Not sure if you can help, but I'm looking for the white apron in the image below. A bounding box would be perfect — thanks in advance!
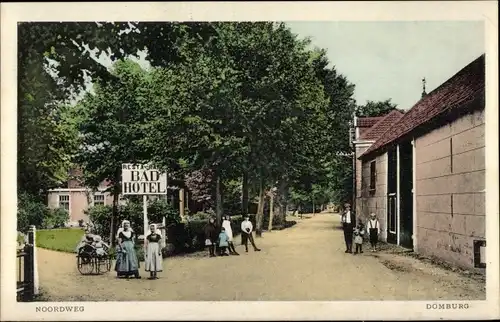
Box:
[221,220,234,242]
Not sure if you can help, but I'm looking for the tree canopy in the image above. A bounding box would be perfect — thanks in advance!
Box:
[18,21,393,236]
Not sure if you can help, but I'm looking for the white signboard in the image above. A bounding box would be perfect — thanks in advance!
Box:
[121,163,168,195]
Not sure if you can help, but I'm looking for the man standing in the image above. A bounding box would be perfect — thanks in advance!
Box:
[240,215,261,252]
[341,203,356,253]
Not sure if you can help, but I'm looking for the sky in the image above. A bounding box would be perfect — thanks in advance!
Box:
[77,21,484,110]
[286,21,484,109]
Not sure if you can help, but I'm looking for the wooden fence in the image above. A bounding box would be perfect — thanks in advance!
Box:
[17,225,37,302]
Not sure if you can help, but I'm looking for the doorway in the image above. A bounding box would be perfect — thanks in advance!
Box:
[399,141,414,249]
[386,145,397,244]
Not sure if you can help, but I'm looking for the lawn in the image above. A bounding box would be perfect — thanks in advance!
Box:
[36,228,85,253]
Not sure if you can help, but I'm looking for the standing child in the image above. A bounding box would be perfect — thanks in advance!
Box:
[367,213,380,252]
[204,217,217,257]
[218,227,230,256]
[353,223,365,254]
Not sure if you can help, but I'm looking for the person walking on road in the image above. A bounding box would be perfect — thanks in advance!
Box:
[145,223,163,279]
[204,217,218,257]
[341,203,356,253]
[115,220,141,279]
[222,215,239,255]
[241,215,261,253]
[366,213,380,252]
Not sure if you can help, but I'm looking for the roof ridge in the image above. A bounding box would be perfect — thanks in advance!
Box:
[359,54,485,159]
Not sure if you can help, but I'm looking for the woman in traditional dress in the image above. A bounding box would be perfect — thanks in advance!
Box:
[145,223,163,279]
[222,215,239,255]
[115,220,141,279]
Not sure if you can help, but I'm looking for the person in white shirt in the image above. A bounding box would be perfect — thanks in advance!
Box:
[240,215,261,252]
[366,213,380,252]
[222,215,239,255]
[341,203,356,253]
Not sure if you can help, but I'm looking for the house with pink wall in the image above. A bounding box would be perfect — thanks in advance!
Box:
[357,54,486,270]
[47,168,115,227]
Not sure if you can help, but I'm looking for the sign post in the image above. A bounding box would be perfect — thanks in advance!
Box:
[122,163,168,251]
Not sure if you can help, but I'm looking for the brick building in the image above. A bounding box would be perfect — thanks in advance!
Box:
[356,54,485,270]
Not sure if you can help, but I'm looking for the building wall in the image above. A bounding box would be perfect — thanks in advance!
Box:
[415,108,485,269]
[355,144,371,200]
[357,152,388,241]
[47,189,113,227]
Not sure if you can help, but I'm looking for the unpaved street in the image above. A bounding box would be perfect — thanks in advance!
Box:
[37,213,485,301]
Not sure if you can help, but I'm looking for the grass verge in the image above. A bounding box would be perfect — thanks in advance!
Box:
[36,228,85,253]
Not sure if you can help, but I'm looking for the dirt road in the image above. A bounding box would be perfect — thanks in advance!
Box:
[36,213,485,301]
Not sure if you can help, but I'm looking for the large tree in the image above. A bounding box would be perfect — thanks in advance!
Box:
[75,59,154,243]
[356,99,398,117]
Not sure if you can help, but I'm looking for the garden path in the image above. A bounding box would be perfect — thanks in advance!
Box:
[36,213,484,301]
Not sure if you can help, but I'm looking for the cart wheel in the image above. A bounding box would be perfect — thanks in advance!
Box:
[77,255,95,275]
[96,256,111,274]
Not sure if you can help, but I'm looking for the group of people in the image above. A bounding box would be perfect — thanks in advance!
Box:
[78,215,263,280]
[203,214,261,257]
[341,203,380,254]
[114,220,163,280]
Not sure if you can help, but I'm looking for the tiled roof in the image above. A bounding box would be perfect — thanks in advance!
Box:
[357,116,383,128]
[359,110,405,141]
[360,54,485,159]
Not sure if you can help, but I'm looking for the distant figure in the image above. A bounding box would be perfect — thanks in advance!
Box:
[240,215,261,252]
[366,213,380,252]
[115,220,141,279]
[218,227,230,256]
[222,215,239,255]
[145,224,163,279]
[204,217,217,257]
[353,223,365,254]
[341,203,356,253]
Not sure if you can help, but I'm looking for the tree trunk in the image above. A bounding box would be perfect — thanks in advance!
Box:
[312,198,315,215]
[215,171,223,227]
[255,177,265,237]
[242,171,249,215]
[268,191,274,231]
[276,179,288,227]
[110,190,118,247]
[179,188,185,220]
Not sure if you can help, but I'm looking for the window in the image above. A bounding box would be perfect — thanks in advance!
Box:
[58,195,70,212]
[369,160,377,193]
[93,193,105,206]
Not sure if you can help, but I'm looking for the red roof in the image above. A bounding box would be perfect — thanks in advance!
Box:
[360,54,485,158]
[357,116,383,127]
[360,110,405,141]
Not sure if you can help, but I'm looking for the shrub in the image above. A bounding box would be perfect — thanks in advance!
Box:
[187,211,212,221]
[17,192,48,232]
[148,199,181,225]
[42,208,69,229]
[78,219,85,227]
[87,199,181,242]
